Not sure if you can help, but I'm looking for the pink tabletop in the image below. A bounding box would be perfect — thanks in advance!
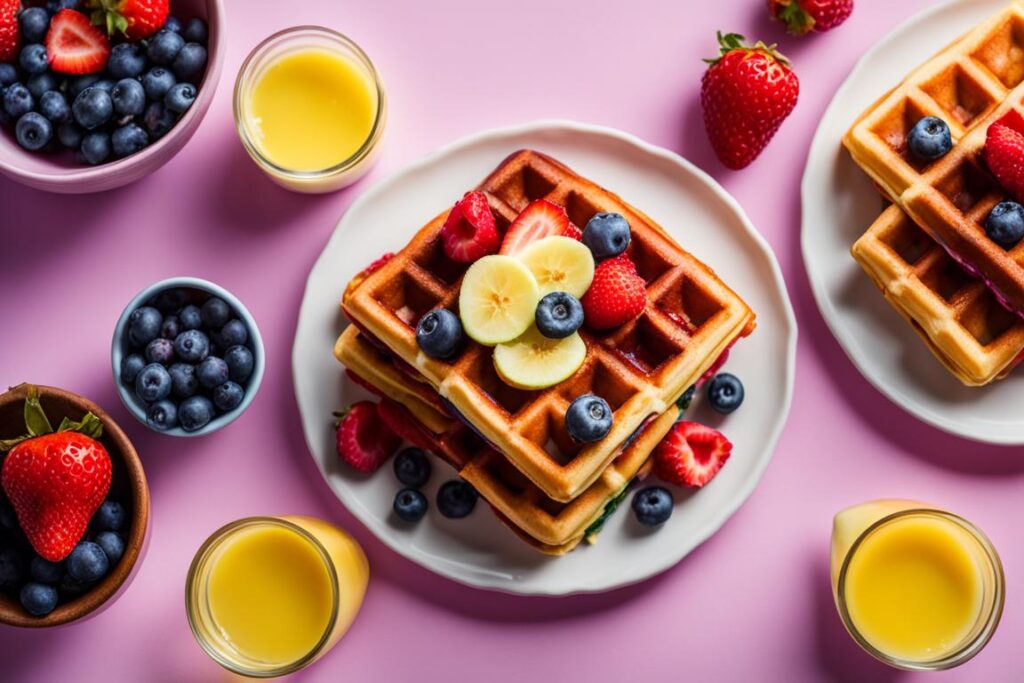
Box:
[2,0,1022,681]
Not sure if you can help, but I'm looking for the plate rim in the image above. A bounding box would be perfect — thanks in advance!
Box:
[293,119,798,595]
[799,0,1024,445]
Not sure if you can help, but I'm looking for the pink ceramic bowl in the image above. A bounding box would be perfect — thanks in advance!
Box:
[0,0,225,194]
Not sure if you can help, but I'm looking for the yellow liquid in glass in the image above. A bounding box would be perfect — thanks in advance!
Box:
[843,516,983,662]
[248,48,377,172]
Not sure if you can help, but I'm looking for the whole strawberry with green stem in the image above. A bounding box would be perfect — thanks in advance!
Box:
[768,0,853,36]
[1,386,112,562]
[700,33,799,170]
[88,0,169,41]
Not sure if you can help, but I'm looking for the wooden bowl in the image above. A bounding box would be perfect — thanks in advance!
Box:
[0,384,149,627]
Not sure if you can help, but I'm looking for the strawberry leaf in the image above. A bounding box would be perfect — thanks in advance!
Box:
[57,412,104,439]
[778,2,814,35]
[23,386,53,437]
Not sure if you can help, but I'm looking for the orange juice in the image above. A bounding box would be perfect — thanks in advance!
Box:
[186,516,369,677]
[831,501,1003,670]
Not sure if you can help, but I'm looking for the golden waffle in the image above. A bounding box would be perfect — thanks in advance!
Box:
[333,326,679,554]
[844,0,1024,315]
[343,150,755,502]
[852,205,1024,385]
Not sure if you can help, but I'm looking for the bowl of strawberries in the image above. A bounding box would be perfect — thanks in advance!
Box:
[0,384,149,627]
[0,0,224,193]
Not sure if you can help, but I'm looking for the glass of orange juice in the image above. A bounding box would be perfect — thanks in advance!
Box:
[233,27,386,193]
[830,500,1004,671]
[186,516,369,677]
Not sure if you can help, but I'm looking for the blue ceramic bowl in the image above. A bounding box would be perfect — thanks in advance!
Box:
[111,277,265,437]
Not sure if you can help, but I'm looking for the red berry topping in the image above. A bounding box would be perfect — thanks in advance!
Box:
[334,401,400,473]
[768,0,853,35]
[700,33,799,170]
[986,115,1024,204]
[653,421,732,489]
[376,399,437,452]
[441,191,500,263]
[581,255,646,329]
[499,199,576,256]
[46,9,111,75]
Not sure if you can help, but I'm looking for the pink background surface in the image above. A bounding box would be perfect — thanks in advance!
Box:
[2,0,1023,681]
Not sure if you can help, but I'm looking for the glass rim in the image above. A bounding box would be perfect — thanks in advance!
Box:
[232,26,386,180]
[835,508,1005,672]
[184,516,341,678]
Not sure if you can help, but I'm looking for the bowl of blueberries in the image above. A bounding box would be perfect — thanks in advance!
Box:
[112,277,264,436]
[0,0,225,193]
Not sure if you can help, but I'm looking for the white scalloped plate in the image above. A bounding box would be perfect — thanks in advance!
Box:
[294,121,796,595]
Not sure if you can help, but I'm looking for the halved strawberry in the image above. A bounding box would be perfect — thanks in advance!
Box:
[334,401,400,473]
[46,9,111,75]
[499,200,574,256]
[653,421,732,488]
[564,223,583,241]
[441,191,500,263]
[377,399,438,452]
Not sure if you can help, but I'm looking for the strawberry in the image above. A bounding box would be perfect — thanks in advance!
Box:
[654,421,732,488]
[768,0,853,35]
[377,399,437,452]
[0,387,112,562]
[581,255,646,329]
[0,0,19,63]
[46,9,111,75]
[499,200,575,255]
[564,223,583,241]
[985,116,1024,203]
[334,401,400,473]
[700,32,799,170]
[88,0,168,41]
[441,191,500,263]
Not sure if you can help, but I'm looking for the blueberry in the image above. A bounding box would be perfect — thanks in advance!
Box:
[0,547,25,588]
[111,78,145,116]
[128,306,163,347]
[19,44,49,75]
[146,399,178,431]
[3,83,33,118]
[135,363,172,401]
[94,531,124,564]
[174,329,210,363]
[19,7,50,43]
[436,480,478,519]
[393,489,427,522]
[163,16,182,33]
[143,102,176,140]
[632,486,673,526]
[179,395,214,432]
[142,67,175,101]
[160,315,180,340]
[93,501,126,531]
[27,71,60,100]
[39,90,69,124]
[182,17,207,44]
[178,304,202,330]
[20,582,58,616]
[111,123,148,158]
[582,212,631,261]
[152,287,190,312]
[0,63,16,86]
[907,116,952,161]
[172,42,206,82]
[707,373,744,414]
[79,131,111,165]
[147,29,184,65]
[393,447,431,488]
[985,200,1024,250]
[144,337,174,364]
[107,42,146,79]
[534,292,583,339]
[57,121,83,149]
[200,296,231,328]
[218,319,248,347]
[72,86,113,129]
[15,112,53,151]
[120,353,146,385]
[223,345,254,382]
[68,74,101,99]
[67,541,109,583]
[0,92,9,126]
[196,356,229,388]
[168,362,199,398]
[90,78,115,92]
[47,0,82,11]
[416,309,464,360]
[29,556,63,584]
[212,381,244,412]
[565,394,613,443]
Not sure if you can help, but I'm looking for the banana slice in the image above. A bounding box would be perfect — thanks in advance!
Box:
[459,255,540,345]
[494,327,587,390]
[517,236,595,298]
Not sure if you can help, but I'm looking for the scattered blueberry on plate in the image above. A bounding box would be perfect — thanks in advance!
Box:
[707,373,745,414]
[393,489,428,523]
[437,480,478,519]
[632,486,674,526]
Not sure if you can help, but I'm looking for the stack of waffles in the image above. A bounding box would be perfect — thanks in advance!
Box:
[846,0,1024,385]
[337,150,756,553]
